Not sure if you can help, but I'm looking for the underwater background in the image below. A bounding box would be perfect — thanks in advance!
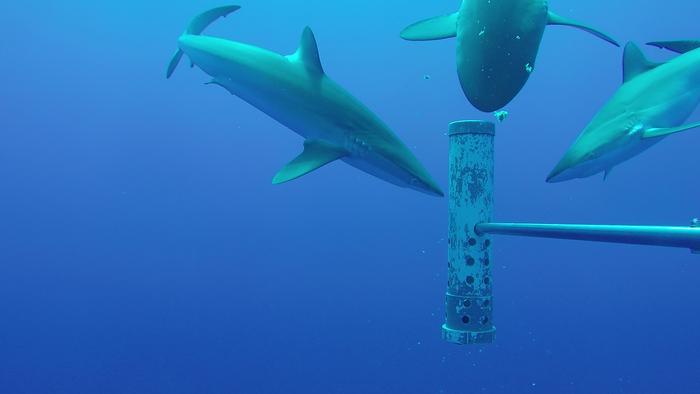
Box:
[1,0,699,393]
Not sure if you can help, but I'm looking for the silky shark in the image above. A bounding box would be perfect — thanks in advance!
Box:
[547,41,700,183]
[167,6,443,196]
[401,0,619,112]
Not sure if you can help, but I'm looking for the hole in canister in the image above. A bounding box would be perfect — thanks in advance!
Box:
[466,276,475,285]
[484,239,491,248]
[484,257,490,267]
[463,300,472,308]
[481,316,489,325]
[484,277,490,285]
[462,315,470,324]
[467,257,475,266]
[468,238,477,246]
[482,299,490,307]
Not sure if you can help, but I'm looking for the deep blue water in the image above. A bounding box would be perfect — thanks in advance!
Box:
[1,1,699,393]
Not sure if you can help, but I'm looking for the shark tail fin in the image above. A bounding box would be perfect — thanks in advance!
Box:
[547,11,619,47]
[166,5,241,79]
[647,40,700,54]
[400,13,458,41]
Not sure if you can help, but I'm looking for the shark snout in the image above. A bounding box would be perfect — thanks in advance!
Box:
[547,144,611,183]
[546,167,568,183]
[412,177,445,197]
[546,154,580,183]
[402,160,444,197]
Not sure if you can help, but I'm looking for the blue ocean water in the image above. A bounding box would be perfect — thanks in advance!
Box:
[1,0,699,392]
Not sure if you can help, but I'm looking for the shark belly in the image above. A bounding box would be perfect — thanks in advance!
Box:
[457,0,548,112]
[596,138,661,176]
[209,73,333,140]
[341,154,411,189]
[219,77,336,141]
[228,80,436,193]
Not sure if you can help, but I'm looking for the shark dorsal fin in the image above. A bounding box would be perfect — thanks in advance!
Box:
[289,27,324,74]
[623,42,663,83]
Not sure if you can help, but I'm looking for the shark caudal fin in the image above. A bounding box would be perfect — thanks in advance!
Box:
[622,42,664,83]
[647,40,700,54]
[547,11,619,47]
[400,13,458,41]
[166,5,241,79]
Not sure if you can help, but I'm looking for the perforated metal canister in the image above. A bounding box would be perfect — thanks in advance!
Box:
[444,120,496,345]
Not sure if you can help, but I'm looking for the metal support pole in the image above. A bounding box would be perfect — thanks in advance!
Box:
[444,120,496,345]
[475,222,700,253]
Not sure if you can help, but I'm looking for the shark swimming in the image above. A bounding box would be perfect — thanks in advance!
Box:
[401,0,619,112]
[547,41,700,183]
[167,6,443,196]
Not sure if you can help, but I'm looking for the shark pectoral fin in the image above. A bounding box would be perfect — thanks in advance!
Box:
[272,140,348,185]
[166,6,241,78]
[166,50,184,79]
[547,11,619,47]
[288,27,324,74]
[647,40,700,54]
[643,121,700,139]
[400,13,458,41]
[623,42,663,83]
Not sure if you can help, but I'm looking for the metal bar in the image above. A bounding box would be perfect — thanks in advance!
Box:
[445,120,497,345]
[475,222,700,254]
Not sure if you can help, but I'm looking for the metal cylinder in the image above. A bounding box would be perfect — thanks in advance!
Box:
[444,120,496,345]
